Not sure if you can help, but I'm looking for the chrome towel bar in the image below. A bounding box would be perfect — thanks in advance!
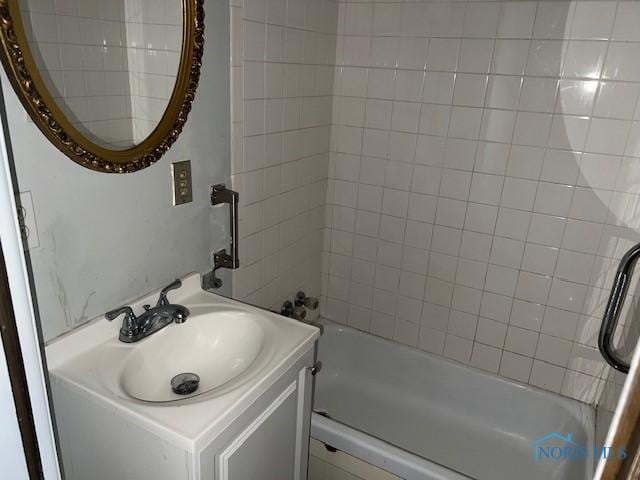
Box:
[599,242,640,374]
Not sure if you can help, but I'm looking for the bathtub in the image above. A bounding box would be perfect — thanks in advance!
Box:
[311,322,595,480]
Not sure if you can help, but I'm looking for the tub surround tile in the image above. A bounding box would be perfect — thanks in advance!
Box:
[322,0,634,408]
[231,0,337,309]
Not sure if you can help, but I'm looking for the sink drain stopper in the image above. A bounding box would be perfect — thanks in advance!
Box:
[171,373,200,395]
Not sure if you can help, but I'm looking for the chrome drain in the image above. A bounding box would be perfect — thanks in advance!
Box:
[171,373,200,395]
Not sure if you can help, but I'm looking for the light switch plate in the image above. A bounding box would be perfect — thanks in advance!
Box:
[18,191,39,249]
[172,160,193,205]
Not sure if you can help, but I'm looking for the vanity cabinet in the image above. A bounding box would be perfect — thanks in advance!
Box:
[48,276,320,480]
[201,349,315,480]
[52,347,316,480]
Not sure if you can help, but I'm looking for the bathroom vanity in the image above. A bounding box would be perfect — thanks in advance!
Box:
[45,274,319,480]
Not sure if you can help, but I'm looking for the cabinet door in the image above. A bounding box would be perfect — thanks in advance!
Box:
[217,367,312,480]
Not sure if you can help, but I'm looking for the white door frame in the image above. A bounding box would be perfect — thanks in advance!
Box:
[0,338,30,480]
[0,86,61,479]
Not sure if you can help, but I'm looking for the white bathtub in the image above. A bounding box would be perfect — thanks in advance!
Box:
[311,322,595,480]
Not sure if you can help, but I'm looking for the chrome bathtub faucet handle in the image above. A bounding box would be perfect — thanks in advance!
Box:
[292,306,307,321]
[295,291,319,310]
[281,300,294,317]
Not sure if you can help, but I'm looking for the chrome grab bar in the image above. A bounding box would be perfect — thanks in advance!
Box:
[599,243,640,374]
[201,184,239,290]
[211,183,240,270]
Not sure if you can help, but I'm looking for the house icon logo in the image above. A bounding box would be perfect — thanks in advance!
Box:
[533,432,579,447]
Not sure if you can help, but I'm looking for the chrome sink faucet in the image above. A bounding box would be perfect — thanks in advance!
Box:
[105,279,190,343]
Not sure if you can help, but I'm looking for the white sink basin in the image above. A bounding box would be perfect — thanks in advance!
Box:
[45,273,319,450]
[121,307,268,402]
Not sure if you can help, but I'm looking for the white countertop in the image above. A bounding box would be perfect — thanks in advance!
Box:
[46,273,319,452]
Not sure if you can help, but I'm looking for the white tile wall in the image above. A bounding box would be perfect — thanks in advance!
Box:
[322,0,640,405]
[229,0,338,310]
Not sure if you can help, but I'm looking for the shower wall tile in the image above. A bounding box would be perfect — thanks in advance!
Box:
[322,0,640,407]
[230,0,339,312]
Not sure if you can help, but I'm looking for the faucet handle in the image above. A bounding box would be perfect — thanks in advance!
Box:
[157,279,182,306]
[105,306,136,322]
[105,306,139,341]
[280,300,294,317]
[295,291,319,310]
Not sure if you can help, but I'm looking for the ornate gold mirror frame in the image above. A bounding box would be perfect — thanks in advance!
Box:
[0,0,204,173]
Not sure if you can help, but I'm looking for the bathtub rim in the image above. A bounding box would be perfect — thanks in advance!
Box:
[311,412,473,480]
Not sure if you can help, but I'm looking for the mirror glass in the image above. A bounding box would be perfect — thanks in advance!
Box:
[19,0,183,150]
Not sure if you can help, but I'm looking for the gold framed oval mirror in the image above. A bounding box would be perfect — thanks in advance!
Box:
[0,0,204,173]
